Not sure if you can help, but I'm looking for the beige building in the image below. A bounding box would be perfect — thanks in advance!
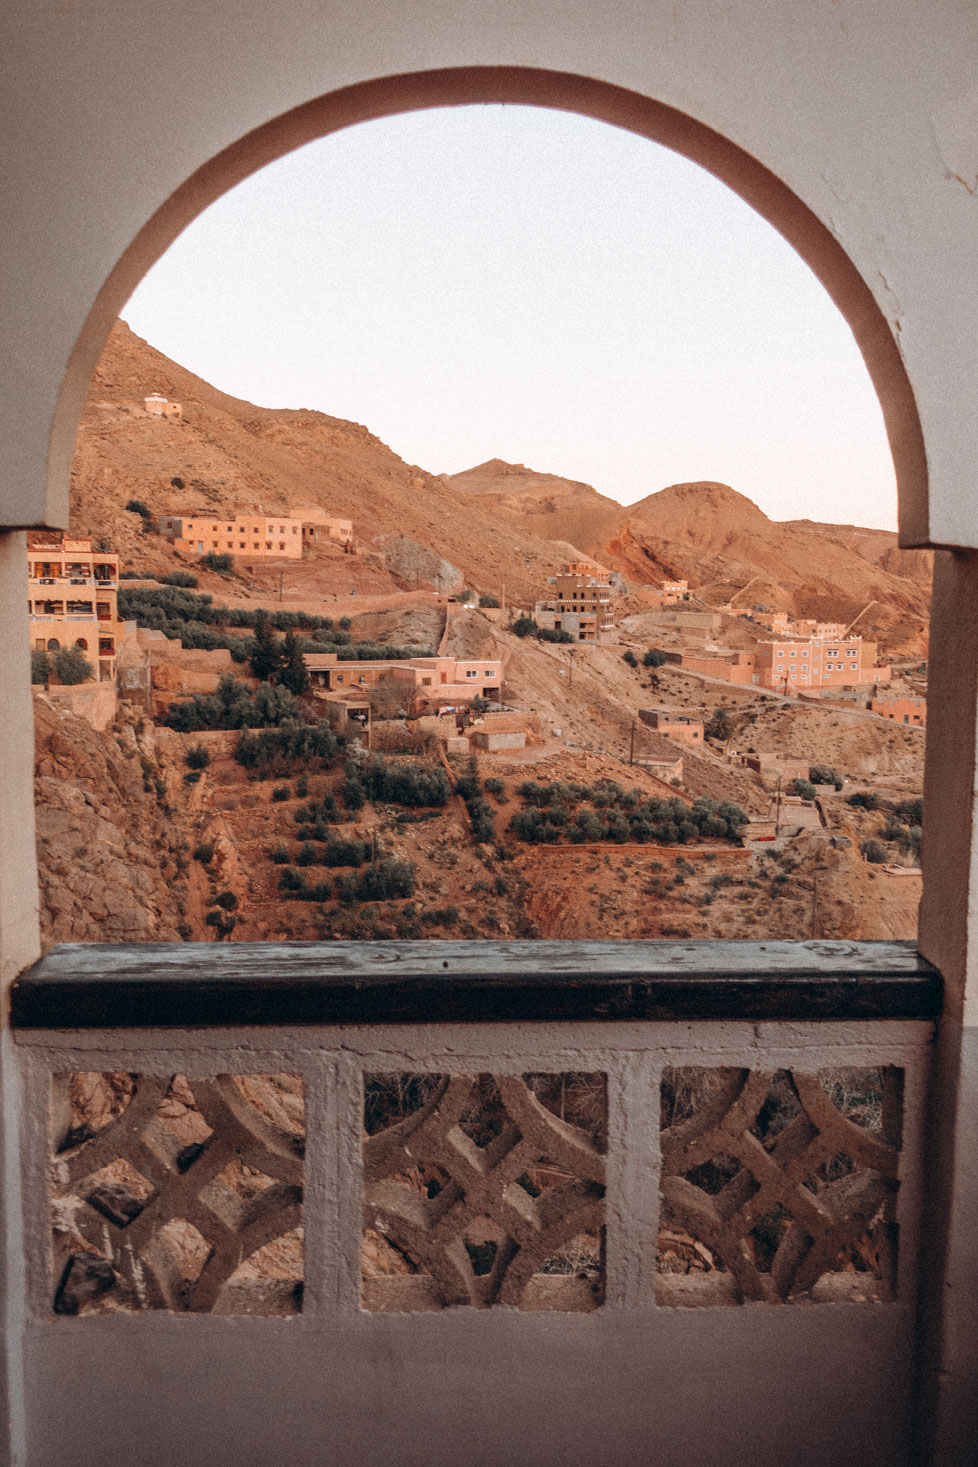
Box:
[305,653,503,711]
[660,578,688,604]
[28,538,122,680]
[639,707,705,745]
[294,505,354,546]
[143,392,182,420]
[159,512,304,558]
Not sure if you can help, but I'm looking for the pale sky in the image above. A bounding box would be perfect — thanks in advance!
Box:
[123,105,898,531]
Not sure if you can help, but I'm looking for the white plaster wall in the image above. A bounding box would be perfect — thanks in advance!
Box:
[0,2,975,544]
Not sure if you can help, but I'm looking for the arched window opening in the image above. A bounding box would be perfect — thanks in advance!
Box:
[36,96,928,957]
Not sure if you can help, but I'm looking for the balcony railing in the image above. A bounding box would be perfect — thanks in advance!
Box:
[10,938,940,1467]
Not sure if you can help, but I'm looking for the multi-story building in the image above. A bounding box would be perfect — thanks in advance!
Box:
[159,512,304,558]
[28,538,122,680]
[535,571,616,641]
[754,636,890,691]
[660,578,688,604]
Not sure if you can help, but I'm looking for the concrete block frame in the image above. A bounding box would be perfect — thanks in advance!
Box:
[2,5,978,1461]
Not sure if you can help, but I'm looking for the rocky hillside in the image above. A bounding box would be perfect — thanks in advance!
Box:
[33,695,214,944]
[448,464,931,655]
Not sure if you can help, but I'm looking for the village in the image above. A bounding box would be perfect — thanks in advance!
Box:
[28,377,927,952]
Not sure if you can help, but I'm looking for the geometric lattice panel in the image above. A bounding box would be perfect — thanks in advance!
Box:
[657,1066,902,1306]
[362,1071,606,1311]
[50,1073,304,1316]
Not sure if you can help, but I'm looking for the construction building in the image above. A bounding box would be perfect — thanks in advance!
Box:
[535,570,616,642]
[28,538,123,680]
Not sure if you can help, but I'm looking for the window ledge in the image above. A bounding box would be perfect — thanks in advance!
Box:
[10,939,941,1029]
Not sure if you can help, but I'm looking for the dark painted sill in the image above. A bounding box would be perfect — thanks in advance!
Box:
[10,939,941,1029]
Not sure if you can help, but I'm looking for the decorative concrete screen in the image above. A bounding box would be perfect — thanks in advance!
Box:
[657,1066,902,1305]
[362,1071,606,1310]
[50,1072,304,1315]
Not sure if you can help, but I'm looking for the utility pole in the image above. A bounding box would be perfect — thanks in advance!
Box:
[811,855,819,938]
[279,569,283,602]
[630,721,636,766]
[775,774,783,834]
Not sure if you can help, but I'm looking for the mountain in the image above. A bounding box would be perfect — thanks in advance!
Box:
[69,323,930,654]
[69,324,599,603]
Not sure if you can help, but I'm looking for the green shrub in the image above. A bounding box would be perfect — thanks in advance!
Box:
[126,499,152,518]
[200,552,234,571]
[537,627,572,643]
[166,675,304,732]
[53,645,94,685]
[791,778,816,800]
[479,595,500,608]
[214,890,238,911]
[643,648,667,668]
[183,770,202,785]
[30,649,50,685]
[192,842,215,864]
[162,571,199,588]
[809,764,842,789]
[484,777,505,797]
[361,754,450,808]
[895,797,923,826]
[846,790,879,810]
[185,743,210,770]
[236,721,339,776]
[271,785,291,802]
[861,839,887,864]
[622,649,638,667]
[511,615,537,638]
[269,845,290,864]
